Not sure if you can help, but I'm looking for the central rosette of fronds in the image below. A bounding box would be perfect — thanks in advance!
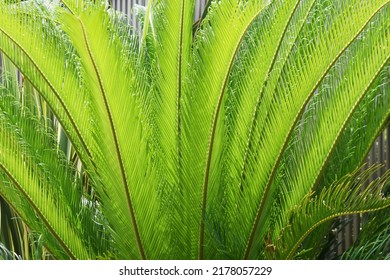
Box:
[0,0,389,260]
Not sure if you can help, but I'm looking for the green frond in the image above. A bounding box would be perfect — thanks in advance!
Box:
[204,0,314,259]
[181,0,270,259]
[0,0,95,171]
[0,91,94,259]
[271,6,390,243]
[220,0,389,259]
[319,65,390,188]
[273,166,390,259]
[134,0,197,259]
[0,0,389,260]
[58,5,149,259]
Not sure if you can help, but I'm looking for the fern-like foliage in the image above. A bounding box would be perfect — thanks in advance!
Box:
[0,0,389,259]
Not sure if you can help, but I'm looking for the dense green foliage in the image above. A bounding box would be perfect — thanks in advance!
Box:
[0,0,389,259]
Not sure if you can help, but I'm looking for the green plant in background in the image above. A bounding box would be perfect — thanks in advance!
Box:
[0,0,389,260]
[0,55,66,260]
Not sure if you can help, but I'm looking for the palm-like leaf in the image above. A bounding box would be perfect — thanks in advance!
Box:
[273,166,390,259]
[0,0,389,260]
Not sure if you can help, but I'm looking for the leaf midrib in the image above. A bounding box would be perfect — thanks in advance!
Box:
[0,163,79,259]
[177,0,185,173]
[198,2,270,260]
[77,16,146,260]
[283,56,390,259]
[238,0,316,192]
[287,204,390,259]
[0,25,94,171]
[310,56,390,193]
[243,2,389,260]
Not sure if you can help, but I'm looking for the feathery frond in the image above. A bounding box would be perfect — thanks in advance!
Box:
[0,0,389,260]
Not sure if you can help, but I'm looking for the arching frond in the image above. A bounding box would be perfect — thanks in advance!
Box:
[0,0,389,260]
[0,0,95,171]
[271,6,390,243]
[272,166,390,259]
[0,88,96,259]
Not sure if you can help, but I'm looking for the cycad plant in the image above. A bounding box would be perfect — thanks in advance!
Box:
[0,0,389,260]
